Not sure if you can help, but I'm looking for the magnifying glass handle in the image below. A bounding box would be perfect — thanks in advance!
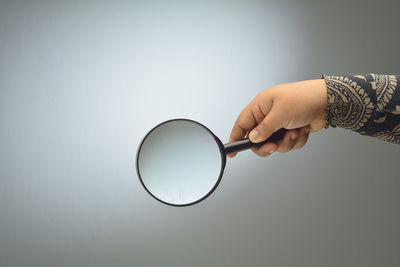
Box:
[223,128,288,155]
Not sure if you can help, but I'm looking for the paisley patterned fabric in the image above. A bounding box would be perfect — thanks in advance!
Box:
[323,74,400,144]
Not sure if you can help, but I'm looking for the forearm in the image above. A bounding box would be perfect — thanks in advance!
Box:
[323,74,400,143]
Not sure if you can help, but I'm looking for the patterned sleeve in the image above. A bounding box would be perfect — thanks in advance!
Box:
[323,74,400,144]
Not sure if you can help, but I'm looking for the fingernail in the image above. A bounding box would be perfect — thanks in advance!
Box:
[268,150,274,154]
[290,133,297,141]
[249,130,260,142]
[304,127,310,134]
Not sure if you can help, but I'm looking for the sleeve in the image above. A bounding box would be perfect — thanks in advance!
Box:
[322,74,400,144]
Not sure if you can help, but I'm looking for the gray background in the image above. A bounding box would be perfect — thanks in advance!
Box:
[0,0,399,266]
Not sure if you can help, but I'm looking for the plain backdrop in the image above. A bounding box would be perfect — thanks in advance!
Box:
[0,0,399,266]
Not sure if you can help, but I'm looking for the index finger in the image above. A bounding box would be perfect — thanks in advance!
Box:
[227,106,257,158]
[228,105,257,143]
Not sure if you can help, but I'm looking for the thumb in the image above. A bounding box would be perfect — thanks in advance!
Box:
[248,110,285,143]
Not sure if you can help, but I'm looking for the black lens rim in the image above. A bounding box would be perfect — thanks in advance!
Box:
[136,118,226,207]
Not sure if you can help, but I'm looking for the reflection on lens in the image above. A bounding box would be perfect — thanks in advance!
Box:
[137,120,223,206]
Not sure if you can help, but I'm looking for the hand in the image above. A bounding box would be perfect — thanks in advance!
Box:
[228,79,327,157]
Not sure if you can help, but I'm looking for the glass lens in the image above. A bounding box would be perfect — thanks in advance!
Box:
[137,120,223,206]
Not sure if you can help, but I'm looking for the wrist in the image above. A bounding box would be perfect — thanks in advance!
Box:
[310,78,328,131]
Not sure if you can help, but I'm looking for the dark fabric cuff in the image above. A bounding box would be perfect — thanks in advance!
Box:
[321,74,400,144]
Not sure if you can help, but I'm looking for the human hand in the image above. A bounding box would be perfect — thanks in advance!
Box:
[228,79,327,157]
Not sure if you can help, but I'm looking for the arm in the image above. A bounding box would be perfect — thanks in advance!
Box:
[325,74,400,144]
[228,74,400,158]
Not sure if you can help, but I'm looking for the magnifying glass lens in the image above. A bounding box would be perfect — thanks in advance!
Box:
[137,120,223,206]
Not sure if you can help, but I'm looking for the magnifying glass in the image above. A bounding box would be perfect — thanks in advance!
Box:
[136,119,287,207]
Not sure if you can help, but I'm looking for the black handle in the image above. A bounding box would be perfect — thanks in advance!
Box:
[223,128,288,155]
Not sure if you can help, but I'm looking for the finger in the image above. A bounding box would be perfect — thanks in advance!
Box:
[227,130,251,158]
[248,108,287,143]
[292,126,310,150]
[251,104,266,124]
[229,106,256,143]
[228,95,273,158]
[251,142,278,157]
[275,129,298,153]
[227,107,257,158]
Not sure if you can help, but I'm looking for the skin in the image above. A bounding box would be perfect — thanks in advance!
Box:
[227,79,328,158]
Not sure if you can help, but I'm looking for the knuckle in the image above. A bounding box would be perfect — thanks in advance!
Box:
[277,146,288,153]
[252,147,268,157]
[297,142,306,149]
[254,151,266,157]
[255,90,265,99]
[289,140,297,149]
[293,143,304,150]
[279,143,290,152]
